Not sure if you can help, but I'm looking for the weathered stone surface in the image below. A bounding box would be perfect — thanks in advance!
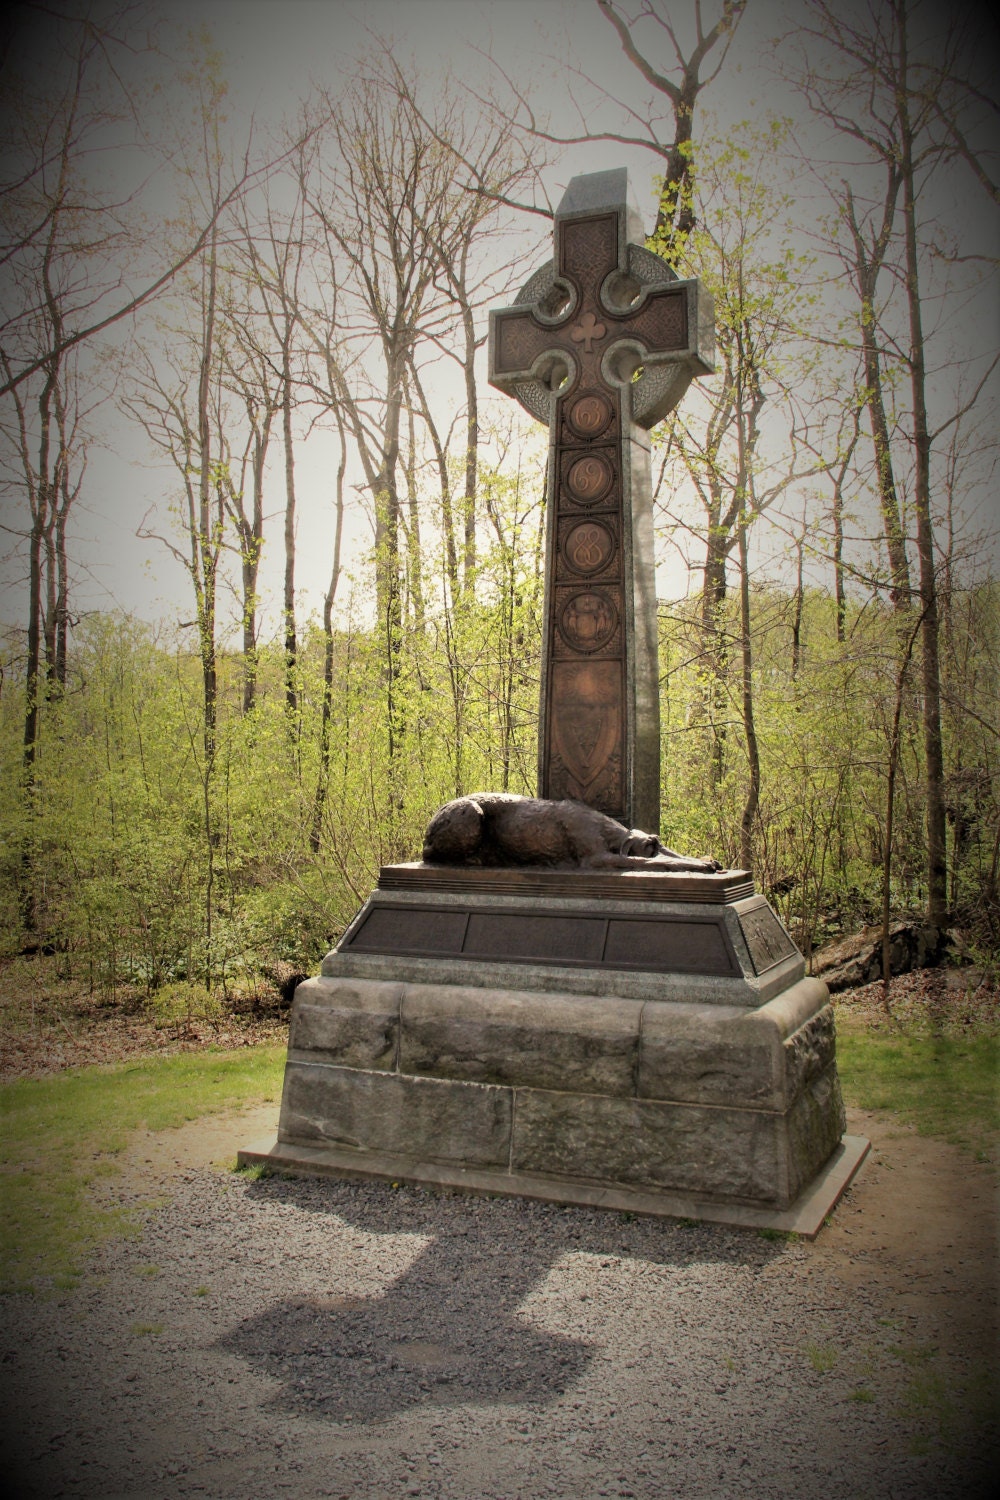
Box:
[636,1002,777,1108]
[399,984,641,1095]
[782,1004,837,1102]
[278,1062,512,1169]
[782,1064,847,1205]
[288,976,402,1071]
[510,1089,782,1204]
[756,976,830,1041]
[636,976,832,1109]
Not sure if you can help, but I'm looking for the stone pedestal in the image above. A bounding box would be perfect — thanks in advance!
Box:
[240,867,867,1236]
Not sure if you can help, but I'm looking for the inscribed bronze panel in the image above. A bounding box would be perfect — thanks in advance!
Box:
[739,905,798,975]
[463,912,606,964]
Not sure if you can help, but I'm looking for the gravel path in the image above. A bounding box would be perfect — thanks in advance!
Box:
[2,1113,995,1500]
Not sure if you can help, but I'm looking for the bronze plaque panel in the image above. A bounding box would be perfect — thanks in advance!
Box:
[604,918,738,976]
[559,517,618,580]
[340,902,739,976]
[554,587,621,657]
[560,389,620,448]
[546,657,623,808]
[464,912,606,964]
[566,452,615,505]
[566,390,614,440]
[739,904,799,974]
[346,907,468,955]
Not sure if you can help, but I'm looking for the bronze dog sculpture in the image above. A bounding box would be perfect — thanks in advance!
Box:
[422,793,721,872]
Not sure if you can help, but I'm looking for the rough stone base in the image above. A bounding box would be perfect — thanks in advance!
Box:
[253,966,855,1224]
[236,1133,870,1240]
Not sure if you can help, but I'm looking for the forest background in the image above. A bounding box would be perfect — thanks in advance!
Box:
[1,0,998,1022]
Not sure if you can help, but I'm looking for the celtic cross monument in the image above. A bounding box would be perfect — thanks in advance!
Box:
[489,168,714,833]
[245,167,863,1238]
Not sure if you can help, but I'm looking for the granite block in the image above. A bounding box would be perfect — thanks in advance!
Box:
[288,976,402,1071]
[783,1063,847,1205]
[782,1004,837,1102]
[636,1003,776,1107]
[398,984,641,1095]
[511,1089,782,1204]
[278,1061,512,1169]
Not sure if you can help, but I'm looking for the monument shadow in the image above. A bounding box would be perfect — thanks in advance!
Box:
[218,1173,782,1425]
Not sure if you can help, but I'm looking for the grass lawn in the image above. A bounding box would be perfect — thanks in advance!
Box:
[835,1024,999,1163]
[1,1047,285,1294]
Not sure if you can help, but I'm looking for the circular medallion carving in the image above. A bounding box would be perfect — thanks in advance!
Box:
[558,590,618,654]
[563,521,614,576]
[567,392,612,439]
[566,453,613,505]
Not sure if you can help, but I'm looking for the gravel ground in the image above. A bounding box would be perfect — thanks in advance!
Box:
[2,1130,995,1500]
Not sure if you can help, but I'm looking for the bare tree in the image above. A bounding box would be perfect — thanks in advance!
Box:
[789,0,1000,926]
[657,125,825,805]
[0,6,257,402]
[483,0,747,263]
[122,53,252,986]
[299,51,542,829]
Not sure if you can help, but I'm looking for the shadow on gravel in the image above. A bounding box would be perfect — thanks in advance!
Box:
[219,1174,781,1424]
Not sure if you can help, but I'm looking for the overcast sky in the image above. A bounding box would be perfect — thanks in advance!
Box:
[2,0,997,638]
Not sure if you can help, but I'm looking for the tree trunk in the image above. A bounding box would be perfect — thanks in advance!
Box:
[859,286,911,606]
[310,427,347,853]
[461,301,478,591]
[791,520,805,680]
[282,344,298,729]
[898,10,947,926]
[832,481,846,644]
[737,512,759,872]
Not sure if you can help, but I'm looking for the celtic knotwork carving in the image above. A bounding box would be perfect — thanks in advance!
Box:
[559,216,617,291]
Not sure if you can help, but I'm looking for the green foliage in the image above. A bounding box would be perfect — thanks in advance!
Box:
[659,580,1000,956]
[0,1046,285,1292]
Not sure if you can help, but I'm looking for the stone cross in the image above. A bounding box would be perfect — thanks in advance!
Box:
[489,168,714,833]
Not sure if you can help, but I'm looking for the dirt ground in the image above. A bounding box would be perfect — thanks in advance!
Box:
[116,1096,998,1370]
[2,966,998,1498]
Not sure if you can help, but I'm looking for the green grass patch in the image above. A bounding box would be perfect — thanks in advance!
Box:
[0,1046,285,1295]
[804,1339,838,1374]
[835,1028,999,1161]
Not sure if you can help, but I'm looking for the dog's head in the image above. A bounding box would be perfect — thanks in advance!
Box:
[422,797,486,863]
[620,829,661,859]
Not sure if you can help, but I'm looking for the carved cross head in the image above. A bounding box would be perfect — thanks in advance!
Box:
[489,168,714,430]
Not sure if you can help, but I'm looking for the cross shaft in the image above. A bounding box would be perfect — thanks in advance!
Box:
[489,169,714,832]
